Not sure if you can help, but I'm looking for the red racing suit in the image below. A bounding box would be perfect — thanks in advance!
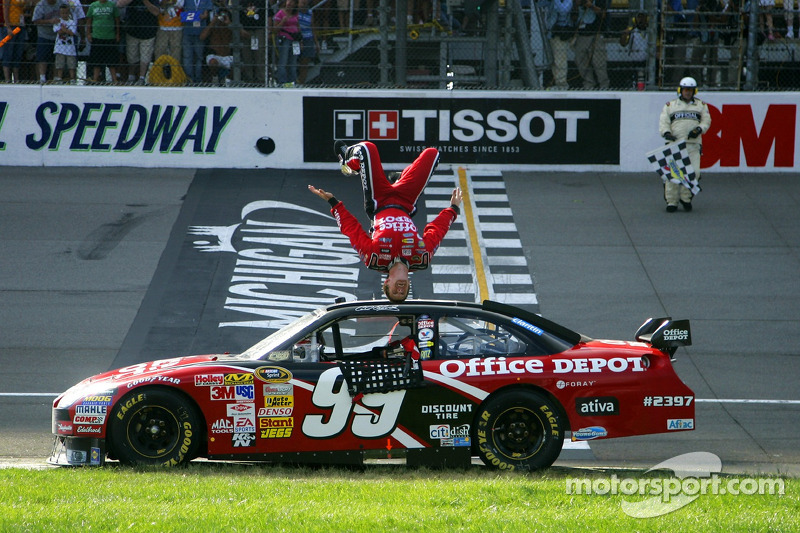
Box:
[330,140,458,272]
[331,202,457,271]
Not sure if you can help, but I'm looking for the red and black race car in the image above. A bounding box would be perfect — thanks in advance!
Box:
[50,299,695,471]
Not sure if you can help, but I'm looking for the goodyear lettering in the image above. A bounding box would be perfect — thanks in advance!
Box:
[163,421,194,467]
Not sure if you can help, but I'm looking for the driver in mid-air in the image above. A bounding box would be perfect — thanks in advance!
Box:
[309,141,462,302]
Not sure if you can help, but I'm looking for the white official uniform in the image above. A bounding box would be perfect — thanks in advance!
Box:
[659,96,712,205]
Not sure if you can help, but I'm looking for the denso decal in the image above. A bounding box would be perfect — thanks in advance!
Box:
[667,419,694,430]
[195,374,225,386]
[258,407,293,417]
[576,397,620,416]
[573,426,608,440]
[254,366,292,383]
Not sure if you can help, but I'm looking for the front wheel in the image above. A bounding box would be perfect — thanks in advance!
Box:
[474,390,565,471]
[108,388,203,467]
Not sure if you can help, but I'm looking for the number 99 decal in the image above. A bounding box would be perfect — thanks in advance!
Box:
[302,368,405,439]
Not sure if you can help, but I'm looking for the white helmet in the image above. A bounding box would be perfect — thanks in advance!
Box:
[678,76,698,95]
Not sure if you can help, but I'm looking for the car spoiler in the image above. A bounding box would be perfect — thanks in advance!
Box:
[635,317,692,357]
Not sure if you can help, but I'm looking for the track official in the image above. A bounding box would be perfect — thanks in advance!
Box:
[659,76,712,212]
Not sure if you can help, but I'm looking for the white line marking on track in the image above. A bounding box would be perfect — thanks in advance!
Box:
[695,399,800,405]
[2,393,798,405]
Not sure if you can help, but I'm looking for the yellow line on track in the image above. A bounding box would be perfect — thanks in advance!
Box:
[457,166,489,303]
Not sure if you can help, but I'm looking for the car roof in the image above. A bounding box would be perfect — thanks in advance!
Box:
[324,298,584,346]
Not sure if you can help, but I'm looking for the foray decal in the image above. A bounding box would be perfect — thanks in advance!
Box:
[189,201,361,331]
[24,102,236,153]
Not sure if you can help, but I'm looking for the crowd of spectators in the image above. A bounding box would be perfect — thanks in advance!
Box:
[0,0,797,87]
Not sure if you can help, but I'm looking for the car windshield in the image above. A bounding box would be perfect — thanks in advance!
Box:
[234,308,326,360]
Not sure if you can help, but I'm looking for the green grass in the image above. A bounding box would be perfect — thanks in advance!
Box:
[0,464,796,532]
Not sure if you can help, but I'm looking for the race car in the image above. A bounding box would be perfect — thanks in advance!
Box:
[50,299,695,471]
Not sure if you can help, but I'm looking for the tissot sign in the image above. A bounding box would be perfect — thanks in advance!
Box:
[302,96,621,165]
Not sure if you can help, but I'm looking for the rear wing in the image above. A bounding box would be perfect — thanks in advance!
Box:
[635,317,692,357]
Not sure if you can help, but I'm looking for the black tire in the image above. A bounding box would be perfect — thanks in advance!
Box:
[474,389,565,471]
[109,388,203,467]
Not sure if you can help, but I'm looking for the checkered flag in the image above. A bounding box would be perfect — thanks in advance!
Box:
[646,141,701,196]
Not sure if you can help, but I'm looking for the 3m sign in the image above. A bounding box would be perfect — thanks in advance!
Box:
[703,104,796,168]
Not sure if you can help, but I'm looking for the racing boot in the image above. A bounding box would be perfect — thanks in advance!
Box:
[334,141,360,176]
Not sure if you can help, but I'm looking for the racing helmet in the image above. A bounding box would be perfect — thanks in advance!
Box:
[678,76,698,95]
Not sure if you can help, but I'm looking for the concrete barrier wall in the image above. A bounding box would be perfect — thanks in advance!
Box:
[0,86,796,172]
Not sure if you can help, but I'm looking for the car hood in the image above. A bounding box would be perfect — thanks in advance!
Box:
[56,355,221,407]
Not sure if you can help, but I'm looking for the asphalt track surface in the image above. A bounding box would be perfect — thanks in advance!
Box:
[1,166,798,475]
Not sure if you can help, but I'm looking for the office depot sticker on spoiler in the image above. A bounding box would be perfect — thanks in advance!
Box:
[437,356,646,378]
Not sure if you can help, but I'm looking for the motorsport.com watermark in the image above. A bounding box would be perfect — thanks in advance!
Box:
[565,452,785,518]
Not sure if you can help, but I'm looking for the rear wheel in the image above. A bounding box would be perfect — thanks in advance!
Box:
[109,388,202,467]
[474,390,564,471]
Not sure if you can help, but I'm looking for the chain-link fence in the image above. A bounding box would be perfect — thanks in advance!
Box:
[1,0,797,89]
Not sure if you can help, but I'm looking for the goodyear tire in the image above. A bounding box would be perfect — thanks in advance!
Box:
[109,388,202,467]
[475,390,564,471]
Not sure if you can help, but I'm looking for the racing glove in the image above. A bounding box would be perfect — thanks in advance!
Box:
[663,132,676,142]
[688,127,703,139]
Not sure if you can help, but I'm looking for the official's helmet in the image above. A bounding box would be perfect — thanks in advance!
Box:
[678,76,698,95]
